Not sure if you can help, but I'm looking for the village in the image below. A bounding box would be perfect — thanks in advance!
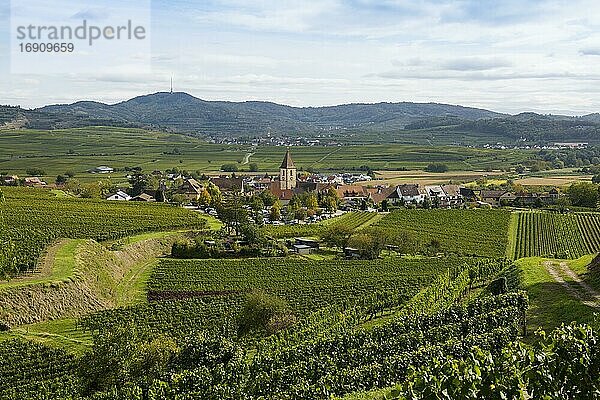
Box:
[1,149,565,224]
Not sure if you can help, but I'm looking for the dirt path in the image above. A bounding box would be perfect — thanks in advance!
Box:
[241,151,254,165]
[543,261,600,308]
[558,261,600,302]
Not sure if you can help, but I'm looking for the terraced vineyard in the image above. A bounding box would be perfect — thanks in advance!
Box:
[512,211,600,259]
[2,187,209,272]
[263,211,380,238]
[373,209,511,257]
[148,257,488,314]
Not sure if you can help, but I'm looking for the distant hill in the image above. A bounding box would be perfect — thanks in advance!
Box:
[2,92,600,144]
[35,92,504,137]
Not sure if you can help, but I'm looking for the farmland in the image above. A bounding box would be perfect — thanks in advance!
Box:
[511,211,600,259]
[0,339,78,400]
[0,127,531,180]
[1,187,209,273]
[3,186,600,398]
[147,257,488,314]
[373,209,511,257]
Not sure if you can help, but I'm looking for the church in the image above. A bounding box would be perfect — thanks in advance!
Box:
[268,149,334,203]
[279,148,297,190]
[269,149,298,202]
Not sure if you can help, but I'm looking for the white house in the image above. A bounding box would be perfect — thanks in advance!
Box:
[387,184,427,204]
[106,190,131,201]
[425,185,447,205]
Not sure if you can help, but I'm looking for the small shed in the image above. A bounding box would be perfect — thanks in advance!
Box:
[293,244,313,255]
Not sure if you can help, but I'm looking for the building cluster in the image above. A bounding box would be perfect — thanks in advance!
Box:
[98,150,564,208]
[0,175,46,187]
[1,150,563,210]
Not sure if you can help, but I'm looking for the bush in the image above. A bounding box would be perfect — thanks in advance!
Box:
[237,290,294,336]
[220,164,238,172]
[425,163,449,173]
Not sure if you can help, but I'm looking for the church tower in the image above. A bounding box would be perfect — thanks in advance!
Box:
[279,148,297,190]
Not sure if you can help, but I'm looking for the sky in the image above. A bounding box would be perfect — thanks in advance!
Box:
[1,0,600,115]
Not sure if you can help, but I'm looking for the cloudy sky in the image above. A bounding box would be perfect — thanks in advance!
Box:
[2,0,600,114]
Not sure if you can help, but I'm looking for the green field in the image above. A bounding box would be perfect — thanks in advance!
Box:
[0,127,531,180]
[147,257,476,314]
[4,184,600,399]
[373,209,511,257]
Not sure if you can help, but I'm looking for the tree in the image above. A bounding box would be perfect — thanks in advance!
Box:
[556,196,571,213]
[171,194,188,206]
[566,182,599,208]
[26,168,45,176]
[321,225,353,249]
[217,196,249,235]
[592,175,600,184]
[321,196,338,212]
[388,230,420,254]
[287,195,302,211]
[259,190,277,207]
[65,170,76,178]
[294,208,308,221]
[80,182,102,199]
[55,175,68,185]
[128,174,158,197]
[250,196,264,213]
[221,164,238,172]
[249,163,259,172]
[237,290,295,336]
[270,201,281,221]
[80,324,177,394]
[347,229,388,259]
[199,189,212,206]
[206,182,222,206]
[304,192,319,210]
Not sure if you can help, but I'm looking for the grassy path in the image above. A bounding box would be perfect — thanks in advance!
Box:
[0,239,86,291]
[116,259,156,306]
[518,256,597,334]
[355,213,384,230]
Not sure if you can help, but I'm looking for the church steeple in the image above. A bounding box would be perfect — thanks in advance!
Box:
[279,148,297,190]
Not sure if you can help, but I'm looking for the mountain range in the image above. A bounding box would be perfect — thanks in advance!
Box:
[2,92,600,144]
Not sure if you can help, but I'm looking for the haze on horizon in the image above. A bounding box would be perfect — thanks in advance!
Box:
[1,0,600,116]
